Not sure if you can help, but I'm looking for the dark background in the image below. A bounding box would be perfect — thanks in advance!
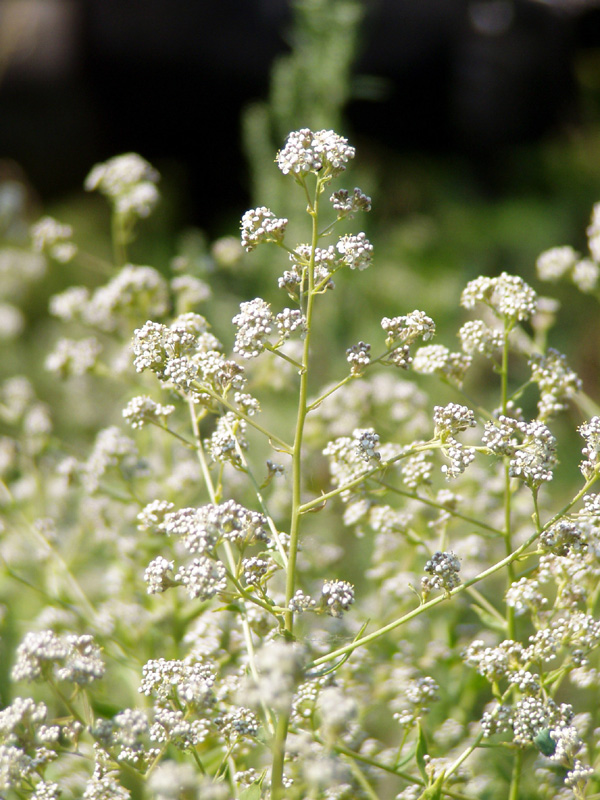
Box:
[2,0,600,227]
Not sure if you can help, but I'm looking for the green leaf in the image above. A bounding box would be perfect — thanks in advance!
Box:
[239,782,263,800]
[415,721,429,783]
[269,550,286,569]
[418,772,446,800]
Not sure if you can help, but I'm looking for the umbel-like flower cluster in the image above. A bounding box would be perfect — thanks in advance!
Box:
[3,128,600,800]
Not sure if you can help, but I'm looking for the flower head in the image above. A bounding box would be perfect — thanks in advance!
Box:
[277,128,355,177]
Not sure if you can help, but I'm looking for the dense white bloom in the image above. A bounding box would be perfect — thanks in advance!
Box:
[232,298,273,358]
[85,153,159,218]
[412,344,449,374]
[84,265,169,332]
[11,631,104,684]
[277,128,355,177]
[433,403,476,438]
[45,337,101,378]
[83,761,130,800]
[579,416,600,479]
[458,319,503,356]
[422,551,461,594]
[335,231,373,270]
[31,216,77,262]
[529,349,581,419]
[461,272,537,322]
[536,246,578,282]
[573,258,599,292]
[321,579,355,617]
[122,395,175,429]
[483,416,557,486]
[240,207,288,251]
[382,310,435,347]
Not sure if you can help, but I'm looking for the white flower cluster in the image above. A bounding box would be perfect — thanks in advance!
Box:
[140,658,215,705]
[540,519,586,556]
[335,232,373,271]
[400,449,434,490]
[50,266,169,333]
[122,395,175,429]
[288,590,317,614]
[433,403,476,438]
[422,551,461,595]
[144,556,175,594]
[45,337,101,378]
[353,427,381,462]
[538,204,600,293]
[156,500,268,556]
[330,187,371,218]
[215,707,259,740]
[463,638,523,682]
[412,345,471,386]
[346,340,371,374]
[83,760,130,800]
[232,298,274,358]
[276,307,306,339]
[207,412,247,465]
[536,245,578,281]
[30,217,77,263]
[458,319,503,356]
[85,153,160,219]
[461,272,537,322]
[276,128,355,177]
[240,207,288,251]
[323,435,373,501]
[381,310,436,348]
[579,416,600,479]
[529,349,581,419]
[320,579,355,617]
[132,321,191,374]
[12,631,105,685]
[283,244,338,293]
[482,415,557,487]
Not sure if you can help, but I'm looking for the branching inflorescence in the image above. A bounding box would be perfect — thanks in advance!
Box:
[2,132,600,800]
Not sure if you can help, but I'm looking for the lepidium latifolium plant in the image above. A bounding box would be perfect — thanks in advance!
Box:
[2,132,600,800]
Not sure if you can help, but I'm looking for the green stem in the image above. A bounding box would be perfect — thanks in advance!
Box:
[265,343,303,370]
[309,519,550,669]
[272,178,321,800]
[283,196,318,629]
[187,399,275,739]
[501,320,516,641]
[309,472,599,671]
[306,373,355,412]
[191,381,293,454]
[508,748,523,800]
[378,481,502,536]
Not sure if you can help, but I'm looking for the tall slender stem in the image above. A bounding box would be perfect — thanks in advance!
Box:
[271,178,320,800]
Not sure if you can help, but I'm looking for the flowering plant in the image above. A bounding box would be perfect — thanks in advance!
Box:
[2,131,600,800]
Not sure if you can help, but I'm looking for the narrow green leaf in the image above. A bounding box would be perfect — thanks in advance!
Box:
[415,721,429,783]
